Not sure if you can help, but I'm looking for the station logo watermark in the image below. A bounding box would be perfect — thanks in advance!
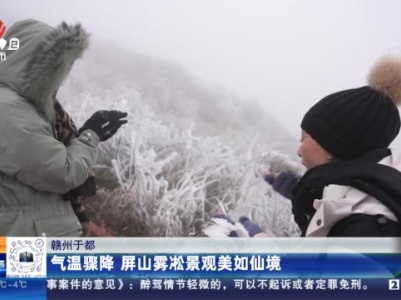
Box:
[0,19,20,61]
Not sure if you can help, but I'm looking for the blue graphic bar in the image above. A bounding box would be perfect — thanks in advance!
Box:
[0,278,46,300]
[46,253,401,278]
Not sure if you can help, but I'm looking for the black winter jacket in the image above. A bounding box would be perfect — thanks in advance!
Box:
[328,214,401,237]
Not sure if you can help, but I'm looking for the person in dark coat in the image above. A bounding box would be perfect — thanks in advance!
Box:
[207,56,401,237]
[267,56,401,237]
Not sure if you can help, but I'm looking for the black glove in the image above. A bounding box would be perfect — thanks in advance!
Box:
[62,176,97,201]
[79,110,128,142]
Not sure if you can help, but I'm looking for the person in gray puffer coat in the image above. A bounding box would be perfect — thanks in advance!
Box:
[0,19,127,237]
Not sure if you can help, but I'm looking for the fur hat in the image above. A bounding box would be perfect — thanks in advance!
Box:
[301,56,401,160]
[0,20,89,122]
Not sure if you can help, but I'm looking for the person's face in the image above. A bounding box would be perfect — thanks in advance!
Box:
[297,130,333,170]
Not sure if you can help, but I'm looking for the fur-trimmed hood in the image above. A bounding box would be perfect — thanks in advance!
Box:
[0,19,89,122]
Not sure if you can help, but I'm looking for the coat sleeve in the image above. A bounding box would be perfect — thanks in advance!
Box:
[0,97,99,195]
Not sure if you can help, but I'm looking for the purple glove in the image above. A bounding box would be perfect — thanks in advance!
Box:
[238,216,263,237]
[264,172,300,199]
[212,214,238,237]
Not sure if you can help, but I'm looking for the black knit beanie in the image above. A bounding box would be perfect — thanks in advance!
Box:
[301,57,401,160]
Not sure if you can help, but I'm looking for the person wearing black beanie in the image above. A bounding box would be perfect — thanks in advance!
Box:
[203,57,401,238]
[269,56,401,237]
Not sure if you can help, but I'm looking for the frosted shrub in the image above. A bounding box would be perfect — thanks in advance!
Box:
[57,45,300,237]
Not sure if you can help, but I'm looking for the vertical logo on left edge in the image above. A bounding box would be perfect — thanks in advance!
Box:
[0,237,6,277]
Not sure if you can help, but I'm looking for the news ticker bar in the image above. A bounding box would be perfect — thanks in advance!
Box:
[0,278,400,300]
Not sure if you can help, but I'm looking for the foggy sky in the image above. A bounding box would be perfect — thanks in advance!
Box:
[3,0,401,149]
